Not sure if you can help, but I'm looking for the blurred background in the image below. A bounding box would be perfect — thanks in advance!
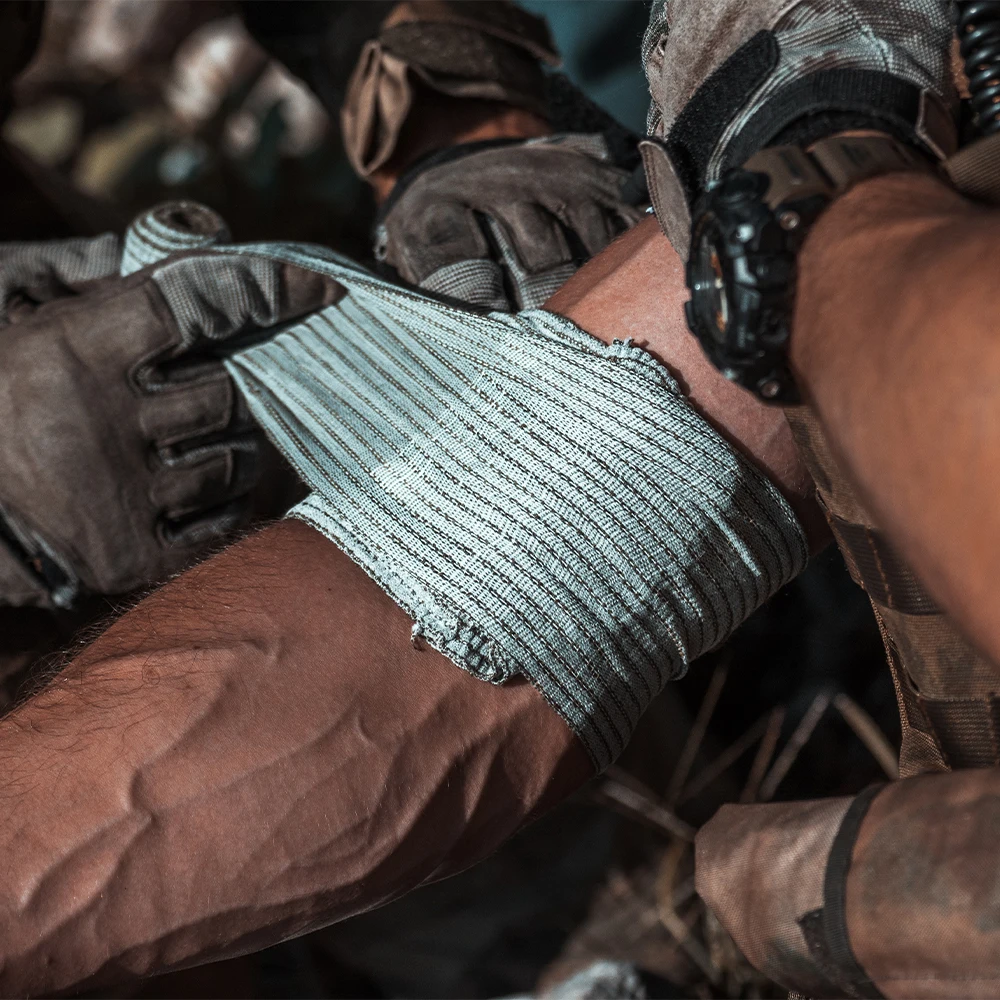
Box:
[2,0,651,252]
[2,3,898,997]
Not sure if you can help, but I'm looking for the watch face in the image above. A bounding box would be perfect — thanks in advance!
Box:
[690,220,730,345]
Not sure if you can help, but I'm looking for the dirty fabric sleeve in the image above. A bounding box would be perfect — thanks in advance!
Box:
[222,244,807,769]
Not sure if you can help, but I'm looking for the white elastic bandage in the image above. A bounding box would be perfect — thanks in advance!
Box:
[218,245,806,769]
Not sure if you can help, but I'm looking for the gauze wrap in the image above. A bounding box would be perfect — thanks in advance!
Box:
[216,244,806,769]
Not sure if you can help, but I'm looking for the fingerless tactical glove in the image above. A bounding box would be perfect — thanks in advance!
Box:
[376,134,642,311]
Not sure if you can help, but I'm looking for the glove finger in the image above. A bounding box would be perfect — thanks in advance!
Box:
[388,201,489,286]
[160,496,250,549]
[150,252,343,350]
[490,201,571,275]
[0,233,121,324]
[486,217,577,309]
[514,262,578,310]
[151,451,232,519]
[151,434,261,520]
[139,371,236,447]
[564,199,634,258]
[419,257,511,311]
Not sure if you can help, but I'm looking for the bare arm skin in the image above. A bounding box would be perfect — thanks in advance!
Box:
[547,217,821,537]
[792,171,1000,661]
[0,213,815,995]
[0,522,589,994]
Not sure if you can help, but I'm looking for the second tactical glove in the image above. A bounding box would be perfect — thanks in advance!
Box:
[376,134,643,311]
[639,0,958,256]
[0,236,339,606]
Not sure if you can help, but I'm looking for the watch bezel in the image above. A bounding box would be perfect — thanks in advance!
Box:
[685,169,827,404]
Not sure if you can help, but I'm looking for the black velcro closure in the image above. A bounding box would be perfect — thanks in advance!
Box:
[797,909,857,1000]
[724,70,927,172]
[820,784,887,999]
[828,515,939,616]
[664,30,779,208]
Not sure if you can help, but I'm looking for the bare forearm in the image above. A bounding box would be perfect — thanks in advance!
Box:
[548,216,823,540]
[792,172,1000,659]
[0,521,588,995]
[0,221,816,996]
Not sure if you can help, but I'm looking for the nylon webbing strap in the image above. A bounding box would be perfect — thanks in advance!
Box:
[827,515,939,615]
[946,132,1000,205]
[919,696,1000,769]
[874,611,949,776]
[782,404,1000,778]
[876,616,1000,771]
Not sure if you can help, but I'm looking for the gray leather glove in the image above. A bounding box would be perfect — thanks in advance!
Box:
[0,236,339,607]
[375,134,643,311]
[638,0,958,256]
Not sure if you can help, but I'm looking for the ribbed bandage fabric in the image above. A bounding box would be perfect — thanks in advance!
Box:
[220,245,807,768]
[0,234,120,323]
[121,201,230,276]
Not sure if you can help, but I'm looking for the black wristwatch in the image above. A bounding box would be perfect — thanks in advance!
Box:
[685,135,935,404]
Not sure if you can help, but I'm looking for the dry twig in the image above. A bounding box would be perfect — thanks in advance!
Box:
[665,657,729,805]
[740,706,786,803]
[758,691,830,802]
[833,692,899,779]
[655,840,722,987]
[593,768,696,842]
[678,710,772,805]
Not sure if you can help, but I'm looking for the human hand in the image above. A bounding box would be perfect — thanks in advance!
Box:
[0,235,340,606]
[378,134,643,311]
[639,0,958,256]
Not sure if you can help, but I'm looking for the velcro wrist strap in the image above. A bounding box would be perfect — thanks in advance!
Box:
[722,69,956,178]
[640,6,957,258]
[798,784,887,999]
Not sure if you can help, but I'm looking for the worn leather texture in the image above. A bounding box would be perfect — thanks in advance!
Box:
[340,0,558,177]
[699,769,1000,998]
[696,794,855,997]
[0,243,338,606]
[379,134,642,310]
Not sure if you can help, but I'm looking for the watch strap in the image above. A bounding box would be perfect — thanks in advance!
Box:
[745,135,937,212]
[945,130,1000,206]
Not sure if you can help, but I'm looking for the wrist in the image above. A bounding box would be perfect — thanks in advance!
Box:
[368,90,550,203]
[790,169,971,394]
